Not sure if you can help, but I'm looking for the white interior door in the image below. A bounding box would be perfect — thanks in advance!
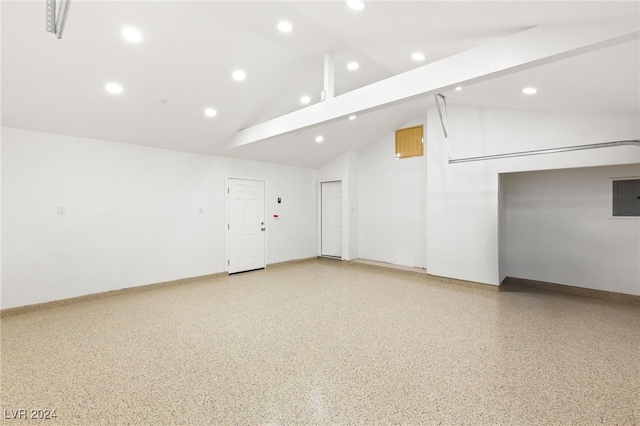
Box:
[228,179,266,273]
[321,181,342,258]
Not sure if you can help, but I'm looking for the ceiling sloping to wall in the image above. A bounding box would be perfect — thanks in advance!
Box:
[2,1,638,168]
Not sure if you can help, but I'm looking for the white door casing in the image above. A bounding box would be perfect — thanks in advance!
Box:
[228,178,266,273]
[321,181,342,258]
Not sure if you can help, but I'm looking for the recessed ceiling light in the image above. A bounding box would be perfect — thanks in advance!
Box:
[232,70,246,81]
[347,0,365,10]
[455,86,462,91]
[522,87,538,95]
[204,108,217,118]
[411,52,426,61]
[349,115,357,120]
[105,82,122,94]
[347,61,359,71]
[300,95,311,105]
[315,136,324,143]
[122,27,142,43]
[277,21,293,33]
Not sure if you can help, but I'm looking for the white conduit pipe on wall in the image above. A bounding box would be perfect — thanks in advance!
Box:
[434,94,640,164]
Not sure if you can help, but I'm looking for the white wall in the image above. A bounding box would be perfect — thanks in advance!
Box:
[346,152,359,261]
[498,175,508,283]
[427,104,640,285]
[358,118,428,268]
[1,127,317,309]
[3,104,638,309]
[505,164,640,295]
[317,151,359,260]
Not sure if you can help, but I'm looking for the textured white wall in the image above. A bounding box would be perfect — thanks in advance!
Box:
[426,104,640,285]
[1,127,317,309]
[346,152,360,261]
[505,164,640,295]
[358,118,428,269]
[3,104,638,309]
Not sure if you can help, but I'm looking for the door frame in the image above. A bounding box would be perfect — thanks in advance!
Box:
[225,176,268,273]
[317,178,347,260]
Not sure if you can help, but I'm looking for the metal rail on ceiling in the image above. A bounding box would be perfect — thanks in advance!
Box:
[448,140,640,164]
[434,94,640,164]
[46,0,71,39]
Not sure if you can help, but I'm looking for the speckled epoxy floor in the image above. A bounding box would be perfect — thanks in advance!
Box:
[2,258,639,425]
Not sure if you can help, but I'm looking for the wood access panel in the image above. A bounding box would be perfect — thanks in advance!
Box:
[395,125,423,159]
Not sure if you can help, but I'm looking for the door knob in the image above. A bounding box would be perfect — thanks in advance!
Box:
[261,227,266,231]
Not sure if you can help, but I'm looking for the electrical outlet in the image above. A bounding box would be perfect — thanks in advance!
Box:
[198,207,204,214]
[57,206,65,215]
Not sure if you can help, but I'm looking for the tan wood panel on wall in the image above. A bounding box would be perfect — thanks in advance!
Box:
[395,125,423,159]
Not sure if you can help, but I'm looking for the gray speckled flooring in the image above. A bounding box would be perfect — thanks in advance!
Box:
[2,258,639,425]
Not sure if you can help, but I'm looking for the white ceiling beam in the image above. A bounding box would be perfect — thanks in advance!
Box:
[227,19,639,150]
[321,52,335,102]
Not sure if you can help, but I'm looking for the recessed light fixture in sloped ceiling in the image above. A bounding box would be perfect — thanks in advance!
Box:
[105,82,122,94]
[347,0,365,11]
[122,27,142,43]
[232,70,246,81]
[277,21,293,33]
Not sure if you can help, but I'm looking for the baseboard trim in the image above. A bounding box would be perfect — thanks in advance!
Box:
[7,260,634,317]
[501,276,640,304]
[425,273,500,292]
[2,258,320,317]
[348,258,499,292]
[266,257,317,269]
[0,272,227,317]
[349,258,427,275]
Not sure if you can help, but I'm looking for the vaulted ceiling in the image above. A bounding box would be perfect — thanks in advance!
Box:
[2,1,638,168]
